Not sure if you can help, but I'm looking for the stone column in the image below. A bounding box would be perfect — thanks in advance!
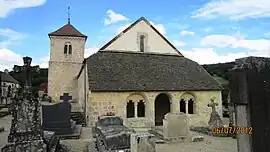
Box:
[134,102,138,118]
[170,96,178,113]
[185,100,189,114]
[148,96,155,127]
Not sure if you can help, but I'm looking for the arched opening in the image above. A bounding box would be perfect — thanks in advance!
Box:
[155,93,170,126]
[64,42,72,55]
[180,99,186,113]
[180,92,196,114]
[68,45,72,54]
[137,100,145,117]
[64,45,68,54]
[188,99,194,114]
[126,100,135,118]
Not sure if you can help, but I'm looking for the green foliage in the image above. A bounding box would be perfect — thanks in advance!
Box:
[9,68,48,95]
[202,62,235,80]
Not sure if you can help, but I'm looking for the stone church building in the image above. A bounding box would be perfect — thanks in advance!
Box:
[48,17,222,129]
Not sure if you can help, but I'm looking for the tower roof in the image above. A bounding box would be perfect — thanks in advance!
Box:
[48,23,87,39]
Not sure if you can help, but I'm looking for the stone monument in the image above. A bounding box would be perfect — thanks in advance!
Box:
[207,98,223,129]
[130,132,155,152]
[1,56,47,152]
[163,112,190,142]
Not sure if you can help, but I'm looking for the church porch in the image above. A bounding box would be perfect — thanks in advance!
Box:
[87,91,222,129]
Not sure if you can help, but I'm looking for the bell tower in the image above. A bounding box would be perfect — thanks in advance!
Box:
[48,7,87,102]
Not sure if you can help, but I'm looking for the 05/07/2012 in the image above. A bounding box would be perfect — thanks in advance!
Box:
[212,127,252,135]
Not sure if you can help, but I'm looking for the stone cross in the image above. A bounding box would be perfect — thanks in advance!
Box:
[207,98,223,129]
[207,98,218,112]
[60,93,72,102]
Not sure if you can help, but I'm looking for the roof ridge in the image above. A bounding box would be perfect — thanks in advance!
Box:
[97,50,182,57]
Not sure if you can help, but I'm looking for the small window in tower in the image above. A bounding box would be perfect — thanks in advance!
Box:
[68,45,72,54]
[64,45,68,54]
[139,35,145,52]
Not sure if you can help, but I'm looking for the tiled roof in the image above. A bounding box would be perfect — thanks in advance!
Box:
[48,23,87,38]
[86,51,222,91]
[0,72,19,84]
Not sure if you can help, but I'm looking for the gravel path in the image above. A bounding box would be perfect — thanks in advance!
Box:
[0,115,237,152]
[0,115,12,148]
[156,134,237,152]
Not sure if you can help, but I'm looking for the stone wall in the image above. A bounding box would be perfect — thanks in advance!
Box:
[102,19,180,55]
[48,36,86,104]
[87,91,222,128]
[48,62,82,103]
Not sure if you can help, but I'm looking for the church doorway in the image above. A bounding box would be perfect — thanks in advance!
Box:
[154,93,171,126]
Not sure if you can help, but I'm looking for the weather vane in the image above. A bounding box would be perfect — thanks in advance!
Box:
[68,5,71,24]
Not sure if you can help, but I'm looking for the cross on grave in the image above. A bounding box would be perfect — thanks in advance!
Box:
[60,93,72,102]
[207,98,218,113]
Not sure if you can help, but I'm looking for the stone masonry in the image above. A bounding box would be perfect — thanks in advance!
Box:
[87,91,222,128]
[48,36,86,105]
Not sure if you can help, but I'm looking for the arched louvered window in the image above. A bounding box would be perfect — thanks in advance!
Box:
[64,42,72,55]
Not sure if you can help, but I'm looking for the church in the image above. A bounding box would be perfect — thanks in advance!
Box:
[47,17,222,129]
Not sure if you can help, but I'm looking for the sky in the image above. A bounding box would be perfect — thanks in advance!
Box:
[0,0,270,71]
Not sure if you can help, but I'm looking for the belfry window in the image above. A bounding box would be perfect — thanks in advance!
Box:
[64,42,72,55]
[68,45,72,54]
[139,35,145,52]
[64,45,68,54]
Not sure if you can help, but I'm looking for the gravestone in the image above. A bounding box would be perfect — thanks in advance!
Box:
[131,132,155,152]
[207,98,223,129]
[163,112,190,142]
[42,101,76,135]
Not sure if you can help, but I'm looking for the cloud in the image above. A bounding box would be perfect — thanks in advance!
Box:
[0,28,27,48]
[116,21,167,35]
[204,28,212,32]
[149,21,166,35]
[181,48,248,64]
[192,0,270,20]
[117,23,131,34]
[201,34,270,50]
[180,30,195,36]
[172,40,186,47]
[0,0,46,18]
[181,47,270,65]
[84,47,99,58]
[0,48,22,71]
[264,32,270,38]
[104,10,129,25]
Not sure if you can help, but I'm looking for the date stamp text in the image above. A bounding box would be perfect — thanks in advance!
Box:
[212,127,252,135]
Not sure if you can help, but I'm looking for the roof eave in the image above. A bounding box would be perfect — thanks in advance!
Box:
[89,88,223,92]
[48,34,88,39]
